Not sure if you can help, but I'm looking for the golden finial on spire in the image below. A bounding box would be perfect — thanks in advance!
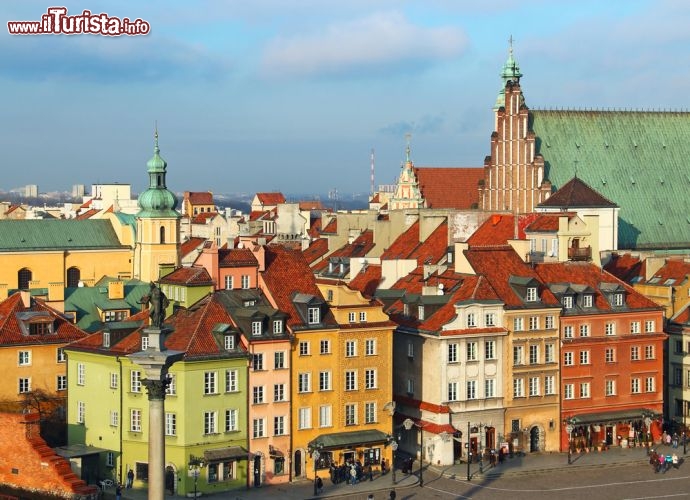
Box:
[405,132,412,163]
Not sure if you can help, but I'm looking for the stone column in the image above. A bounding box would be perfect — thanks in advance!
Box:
[142,378,168,500]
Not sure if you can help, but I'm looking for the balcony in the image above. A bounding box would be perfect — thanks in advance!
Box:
[568,246,592,261]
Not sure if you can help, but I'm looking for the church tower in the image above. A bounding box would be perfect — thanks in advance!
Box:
[479,41,551,213]
[389,137,424,210]
[133,128,181,282]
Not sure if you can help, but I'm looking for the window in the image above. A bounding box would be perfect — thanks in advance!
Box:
[485,312,496,326]
[345,404,357,426]
[77,401,86,424]
[526,287,537,302]
[485,340,496,360]
[467,380,477,399]
[18,268,32,290]
[365,339,376,356]
[448,382,458,401]
[253,386,265,404]
[273,320,283,334]
[579,382,590,398]
[529,345,539,364]
[605,379,616,396]
[564,325,573,338]
[241,275,250,289]
[308,307,320,324]
[365,369,377,389]
[579,324,589,337]
[57,375,67,391]
[253,418,266,438]
[645,345,655,359]
[407,342,414,358]
[513,378,524,398]
[631,378,640,394]
[141,336,149,351]
[562,296,573,309]
[299,408,312,429]
[564,384,574,399]
[605,348,615,363]
[529,316,539,330]
[485,379,495,398]
[631,346,640,361]
[219,371,237,394]
[579,351,590,365]
[467,342,477,361]
[365,402,376,424]
[346,340,357,357]
[513,317,524,331]
[106,452,115,468]
[676,340,684,354]
[319,371,331,391]
[613,293,624,306]
[320,340,330,354]
[467,312,477,328]
[513,345,524,365]
[583,295,593,308]
[251,321,262,336]
[630,321,641,334]
[359,311,367,322]
[545,344,555,363]
[448,343,458,363]
[224,275,233,290]
[418,305,425,320]
[674,367,683,386]
[204,372,218,394]
[529,377,540,396]
[545,315,554,329]
[645,320,655,333]
[298,373,311,393]
[605,323,616,336]
[18,351,31,366]
[545,375,555,395]
[165,374,176,396]
[299,341,310,356]
[253,353,264,370]
[274,351,286,369]
[204,411,218,434]
[319,405,332,427]
[407,379,414,395]
[348,312,356,323]
[345,371,357,391]
[135,462,148,482]
[645,377,655,392]
[225,409,238,432]
[130,409,141,432]
[274,415,285,435]
[165,413,176,436]
[131,370,141,393]
[224,335,235,350]
[57,348,66,363]
[564,352,573,366]
[274,383,285,402]
[77,363,85,386]
[18,377,31,393]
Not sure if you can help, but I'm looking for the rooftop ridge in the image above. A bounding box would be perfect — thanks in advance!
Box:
[532,107,690,114]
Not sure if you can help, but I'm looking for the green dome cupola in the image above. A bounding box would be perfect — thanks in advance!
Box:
[137,128,179,218]
[494,37,524,110]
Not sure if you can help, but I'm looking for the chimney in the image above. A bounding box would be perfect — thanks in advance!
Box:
[20,290,31,308]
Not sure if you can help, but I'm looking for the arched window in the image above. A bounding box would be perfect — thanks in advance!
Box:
[67,267,81,288]
[18,268,32,290]
[160,226,166,244]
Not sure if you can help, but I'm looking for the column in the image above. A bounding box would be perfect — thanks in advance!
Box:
[142,378,168,500]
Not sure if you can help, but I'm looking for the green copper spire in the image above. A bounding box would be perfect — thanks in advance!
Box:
[494,36,524,110]
[137,126,178,217]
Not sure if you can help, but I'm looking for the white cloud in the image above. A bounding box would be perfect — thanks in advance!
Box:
[260,11,468,78]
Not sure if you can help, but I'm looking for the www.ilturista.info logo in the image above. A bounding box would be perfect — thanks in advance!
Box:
[7,7,150,36]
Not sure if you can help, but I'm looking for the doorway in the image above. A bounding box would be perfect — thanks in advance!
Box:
[165,466,175,495]
[253,456,261,487]
[294,450,302,477]
[530,427,540,452]
[485,427,496,450]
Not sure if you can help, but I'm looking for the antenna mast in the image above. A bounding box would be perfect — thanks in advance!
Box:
[370,148,375,195]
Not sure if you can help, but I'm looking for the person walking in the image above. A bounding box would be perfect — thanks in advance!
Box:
[115,483,122,500]
[389,490,397,500]
[126,469,134,489]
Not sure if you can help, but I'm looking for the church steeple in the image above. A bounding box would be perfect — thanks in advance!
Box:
[494,36,524,110]
[137,126,178,217]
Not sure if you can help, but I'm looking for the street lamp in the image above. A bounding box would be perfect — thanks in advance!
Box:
[402,418,424,487]
[466,421,471,481]
[563,418,575,465]
[388,435,399,484]
[309,443,324,496]
[188,455,205,498]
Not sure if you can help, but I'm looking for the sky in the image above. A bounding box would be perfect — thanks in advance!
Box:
[1,0,688,197]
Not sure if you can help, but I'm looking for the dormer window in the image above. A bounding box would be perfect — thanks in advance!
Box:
[252,321,262,336]
[583,295,593,308]
[613,293,624,306]
[141,336,149,350]
[562,296,573,309]
[103,331,111,348]
[466,312,477,328]
[224,335,235,350]
[273,320,283,334]
[526,287,538,302]
[403,303,409,316]
[29,321,52,336]
[418,305,425,321]
[308,307,320,324]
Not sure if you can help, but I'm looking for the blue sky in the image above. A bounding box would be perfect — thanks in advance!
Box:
[0,0,687,196]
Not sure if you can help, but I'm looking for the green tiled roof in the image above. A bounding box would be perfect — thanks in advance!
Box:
[0,219,125,251]
[532,110,690,249]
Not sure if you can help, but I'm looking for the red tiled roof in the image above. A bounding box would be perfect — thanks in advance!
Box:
[249,210,270,221]
[79,199,92,209]
[313,231,375,272]
[75,208,99,220]
[308,217,322,238]
[603,253,645,284]
[299,201,324,210]
[321,218,337,234]
[257,192,286,205]
[672,305,690,324]
[349,264,382,298]
[524,212,576,232]
[160,266,213,285]
[381,220,448,266]
[186,191,214,205]
[5,204,23,214]
[467,213,539,246]
[181,237,206,258]
[645,259,690,286]
[381,221,421,260]
[191,212,218,224]
[465,246,560,307]
[370,193,380,204]
[414,167,484,209]
[0,293,89,345]
[302,238,329,265]
[534,261,660,310]
[218,248,259,267]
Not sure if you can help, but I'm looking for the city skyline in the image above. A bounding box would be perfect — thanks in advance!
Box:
[1,0,687,195]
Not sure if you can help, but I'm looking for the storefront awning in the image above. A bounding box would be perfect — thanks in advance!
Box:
[54,444,109,459]
[204,446,249,461]
[269,445,284,458]
[308,430,389,450]
[569,408,660,425]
